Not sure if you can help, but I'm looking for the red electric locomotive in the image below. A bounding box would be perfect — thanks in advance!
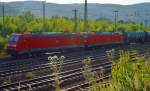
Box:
[85,32,124,47]
[7,32,84,56]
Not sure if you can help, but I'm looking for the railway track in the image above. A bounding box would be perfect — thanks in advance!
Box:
[0,43,149,71]
[0,45,127,72]
[0,43,148,71]
[0,44,133,67]
[0,50,115,85]
[0,46,121,82]
[0,50,96,70]
[0,54,106,76]
[64,76,110,91]
[1,51,149,91]
[0,52,61,70]
[0,44,149,77]
[0,43,149,90]
[0,61,112,91]
[0,49,149,79]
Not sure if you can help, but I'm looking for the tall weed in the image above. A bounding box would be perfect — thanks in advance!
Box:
[110,51,150,91]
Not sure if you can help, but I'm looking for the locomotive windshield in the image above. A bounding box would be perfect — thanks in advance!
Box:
[8,35,19,43]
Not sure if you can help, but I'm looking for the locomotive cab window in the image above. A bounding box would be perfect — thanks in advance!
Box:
[9,35,19,43]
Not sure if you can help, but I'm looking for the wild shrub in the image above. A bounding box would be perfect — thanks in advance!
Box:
[84,50,150,91]
[48,55,65,91]
[109,51,150,91]
[82,57,106,91]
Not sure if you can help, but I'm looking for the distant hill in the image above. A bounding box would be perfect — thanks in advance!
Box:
[0,1,150,24]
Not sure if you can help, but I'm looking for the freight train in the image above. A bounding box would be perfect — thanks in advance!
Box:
[6,31,150,57]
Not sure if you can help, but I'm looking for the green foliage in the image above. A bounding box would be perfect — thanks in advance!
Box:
[0,11,149,35]
[0,36,7,50]
[25,72,34,79]
[109,51,150,91]
[85,50,150,91]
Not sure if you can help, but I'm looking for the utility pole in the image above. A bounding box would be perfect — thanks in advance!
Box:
[84,0,88,32]
[42,1,46,31]
[114,10,118,31]
[73,9,78,32]
[1,2,5,36]
[2,3,4,23]
[2,3,5,30]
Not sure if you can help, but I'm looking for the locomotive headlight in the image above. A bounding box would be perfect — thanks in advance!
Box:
[84,40,87,43]
[6,44,10,47]
[7,44,16,47]
[13,45,16,47]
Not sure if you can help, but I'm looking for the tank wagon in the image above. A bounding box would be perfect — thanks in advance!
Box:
[123,31,147,43]
[6,31,150,57]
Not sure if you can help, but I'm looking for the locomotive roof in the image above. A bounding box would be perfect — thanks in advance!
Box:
[11,32,124,37]
[94,32,122,35]
[11,33,22,36]
[31,32,77,37]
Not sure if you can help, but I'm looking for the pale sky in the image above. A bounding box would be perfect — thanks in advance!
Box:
[1,0,150,5]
